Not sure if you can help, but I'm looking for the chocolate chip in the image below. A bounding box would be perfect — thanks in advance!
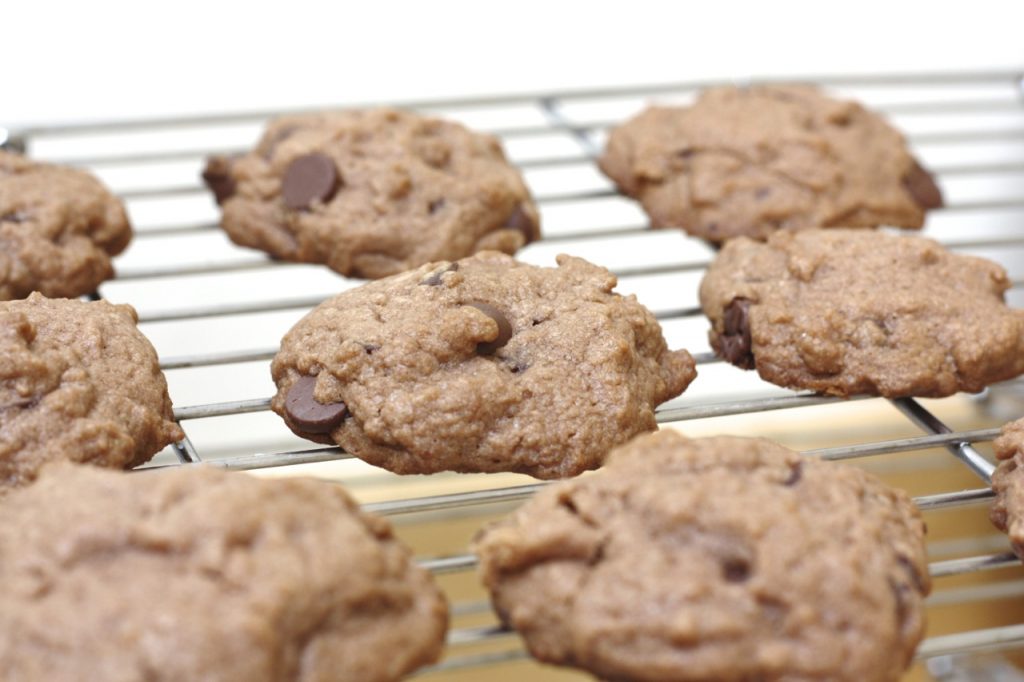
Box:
[468,302,513,355]
[502,205,538,243]
[361,343,380,355]
[903,160,943,210]
[201,156,238,205]
[428,198,446,214]
[282,153,340,210]
[717,297,755,369]
[721,558,751,583]
[284,375,347,434]
[675,148,695,158]
[420,262,459,286]
[755,187,772,199]
[783,460,803,486]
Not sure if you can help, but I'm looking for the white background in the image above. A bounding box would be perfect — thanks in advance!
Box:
[4,0,1023,126]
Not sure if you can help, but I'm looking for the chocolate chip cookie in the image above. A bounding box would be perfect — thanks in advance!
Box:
[203,108,540,279]
[0,293,182,490]
[0,463,448,682]
[599,85,942,242]
[474,430,930,682]
[0,150,132,299]
[990,417,1024,559]
[270,251,696,478]
[700,228,1024,398]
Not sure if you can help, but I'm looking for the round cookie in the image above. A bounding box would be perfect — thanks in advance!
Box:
[0,150,132,299]
[0,293,183,490]
[203,108,540,279]
[699,228,1024,398]
[599,85,942,243]
[473,430,930,682]
[990,417,1024,559]
[0,463,448,682]
[270,251,696,478]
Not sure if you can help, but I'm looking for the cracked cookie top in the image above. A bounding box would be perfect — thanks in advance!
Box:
[270,251,696,478]
[0,294,182,490]
[0,150,131,299]
[474,430,930,682]
[0,463,448,682]
[699,229,1024,398]
[599,85,942,242]
[203,108,540,279]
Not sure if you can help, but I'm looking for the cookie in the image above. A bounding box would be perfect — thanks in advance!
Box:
[700,228,1024,398]
[203,108,540,279]
[270,251,696,478]
[474,429,930,682]
[599,85,942,242]
[0,150,132,299]
[990,417,1024,559]
[0,463,448,682]
[0,293,182,490]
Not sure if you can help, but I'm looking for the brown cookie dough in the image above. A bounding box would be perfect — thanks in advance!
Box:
[990,417,1024,559]
[0,293,182,490]
[700,229,1024,398]
[203,108,540,279]
[474,430,930,682]
[0,463,448,682]
[599,85,942,242]
[0,150,132,299]
[270,251,696,478]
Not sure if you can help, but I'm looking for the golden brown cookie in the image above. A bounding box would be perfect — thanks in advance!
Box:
[474,430,930,682]
[599,85,942,242]
[700,229,1024,398]
[0,463,448,682]
[0,294,182,490]
[203,108,539,279]
[0,150,131,299]
[270,252,696,478]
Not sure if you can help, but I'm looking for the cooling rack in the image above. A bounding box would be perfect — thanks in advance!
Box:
[5,69,1024,680]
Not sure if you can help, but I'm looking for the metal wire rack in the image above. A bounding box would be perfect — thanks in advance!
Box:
[5,69,1024,679]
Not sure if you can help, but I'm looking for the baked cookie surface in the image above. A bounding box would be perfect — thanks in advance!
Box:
[0,150,131,299]
[0,293,182,490]
[990,417,1024,560]
[203,108,540,279]
[0,464,448,682]
[599,85,942,242]
[474,430,930,682]
[270,252,696,478]
[700,229,1024,398]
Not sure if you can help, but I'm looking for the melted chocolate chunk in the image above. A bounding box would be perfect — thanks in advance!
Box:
[467,302,513,355]
[284,375,347,434]
[282,153,340,210]
[201,156,238,205]
[718,297,755,369]
[903,160,943,210]
[721,557,751,583]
